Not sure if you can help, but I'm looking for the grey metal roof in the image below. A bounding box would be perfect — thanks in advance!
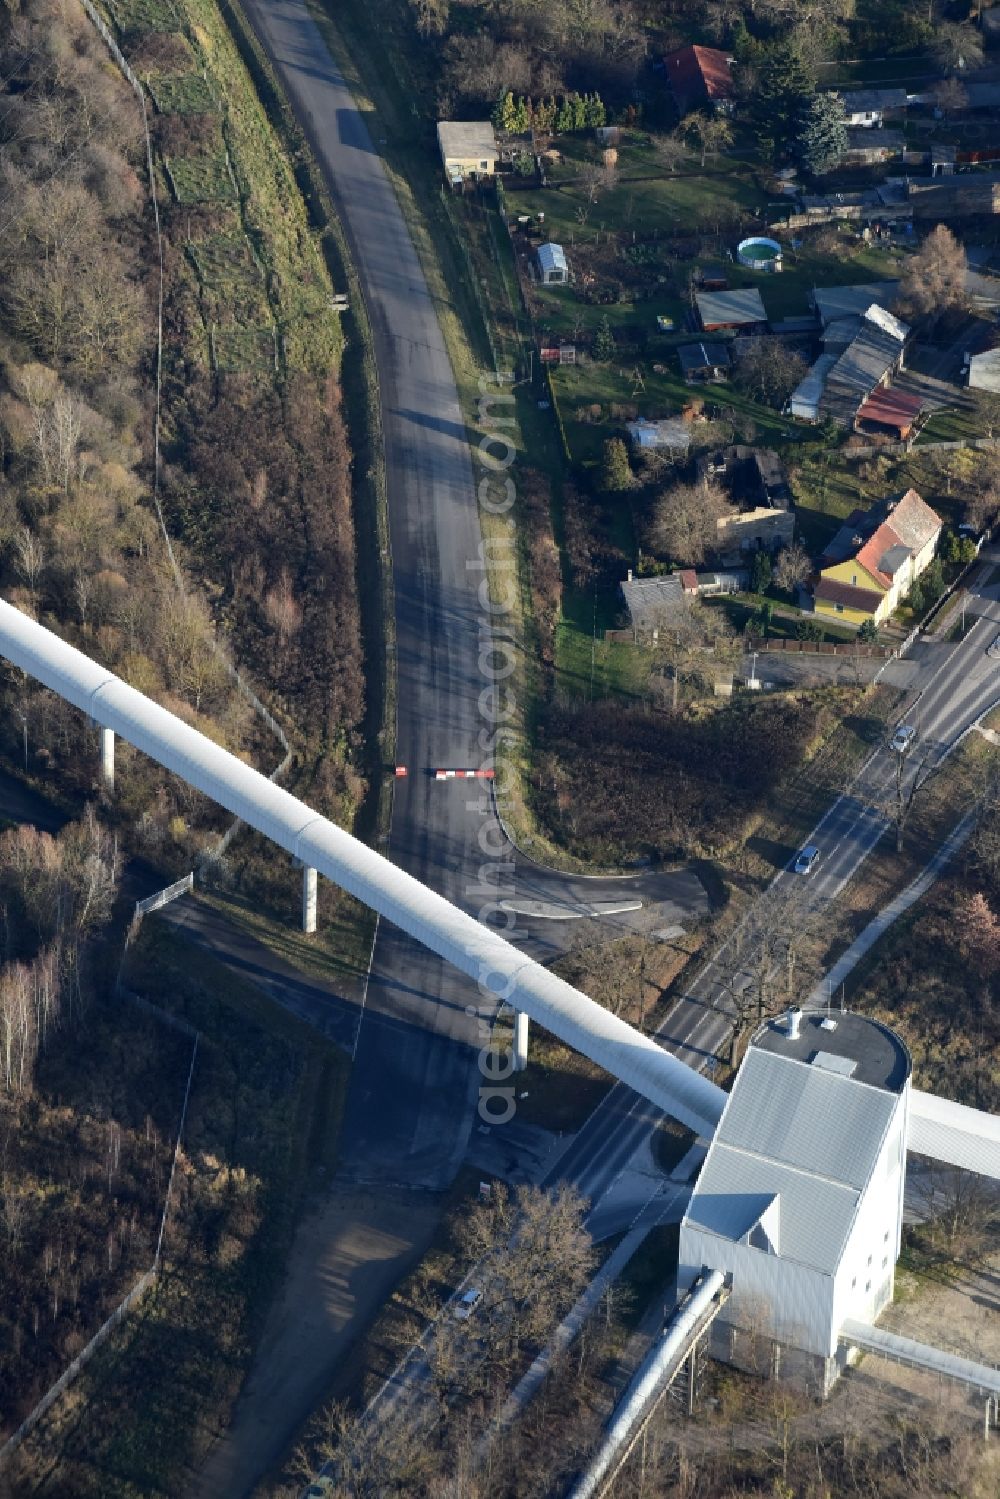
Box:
[819,308,908,421]
[841,1320,1000,1396]
[813,282,900,326]
[844,128,905,152]
[839,89,907,113]
[685,1142,860,1273]
[717,1047,897,1190]
[696,287,767,326]
[790,352,837,413]
[537,241,567,275]
[684,1018,906,1275]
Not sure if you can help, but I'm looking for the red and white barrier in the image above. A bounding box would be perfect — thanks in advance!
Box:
[434,768,495,780]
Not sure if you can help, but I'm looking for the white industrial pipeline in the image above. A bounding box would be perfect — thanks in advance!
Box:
[0,599,727,1137]
[567,1269,727,1499]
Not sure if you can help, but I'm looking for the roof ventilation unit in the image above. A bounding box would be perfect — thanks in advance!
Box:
[820,1016,839,1032]
[786,1007,802,1040]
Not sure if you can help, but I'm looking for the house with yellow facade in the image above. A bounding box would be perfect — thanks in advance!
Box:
[813,488,942,628]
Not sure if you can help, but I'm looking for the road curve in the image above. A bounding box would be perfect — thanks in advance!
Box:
[236,0,709,1187]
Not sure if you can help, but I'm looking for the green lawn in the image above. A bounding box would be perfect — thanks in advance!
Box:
[164,151,237,204]
[504,167,765,247]
[549,360,797,468]
[148,72,216,115]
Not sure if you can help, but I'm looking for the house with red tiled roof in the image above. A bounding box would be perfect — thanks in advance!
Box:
[813,488,942,628]
[664,44,735,117]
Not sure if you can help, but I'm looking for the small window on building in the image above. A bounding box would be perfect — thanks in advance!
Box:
[865,1280,872,1293]
[882,1256,888,1269]
[851,1276,856,1290]
[884,1230,889,1242]
[852,573,858,585]
[867,1254,872,1267]
[835,602,844,613]
[480,161,489,170]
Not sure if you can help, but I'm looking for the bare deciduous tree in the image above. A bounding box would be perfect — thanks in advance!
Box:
[648,478,734,567]
[773,541,811,595]
[896,224,968,322]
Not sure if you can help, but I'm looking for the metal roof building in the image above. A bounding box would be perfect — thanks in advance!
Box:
[537,242,568,284]
[696,287,767,331]
[789,352,838,422]
[679,1009,911,1394]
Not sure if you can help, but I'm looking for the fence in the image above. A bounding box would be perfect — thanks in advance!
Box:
[752,638,892,658]
[135,872,194,918]
[0,1022,199,1469]
[0,1269,158,1467]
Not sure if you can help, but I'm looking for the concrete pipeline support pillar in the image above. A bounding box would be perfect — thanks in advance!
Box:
[513,1008,529,1072]
[99,725,114,792]
[302,865,317,934]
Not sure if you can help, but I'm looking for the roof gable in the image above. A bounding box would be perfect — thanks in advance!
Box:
[664,44,734,109]
[884,487,941,551]
[685,1044,898,1274]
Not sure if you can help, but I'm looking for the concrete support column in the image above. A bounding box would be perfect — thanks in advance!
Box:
[513,1008,529,1072]
[99,725,115,792]
[302,865,317,934]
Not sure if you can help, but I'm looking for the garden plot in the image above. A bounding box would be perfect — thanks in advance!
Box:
[212,325,278,374]
[187,230,261,287]
[106,0,181,33]
[148,71,216,115]
[164,151,238,204]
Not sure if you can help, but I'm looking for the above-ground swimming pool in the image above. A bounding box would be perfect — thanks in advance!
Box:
[737,236,783,272]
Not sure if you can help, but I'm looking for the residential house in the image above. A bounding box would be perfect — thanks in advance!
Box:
[696,287,768,333]
[837,88,908,127]
[625,417,691,455]
[664,44,735,117]
[620,571,695,634]
[436,121,497,184]
[817,304,910,427]
[620,566,743,632]
[813,488,942,627]
[677,341,732,383]
[841,129,905,167]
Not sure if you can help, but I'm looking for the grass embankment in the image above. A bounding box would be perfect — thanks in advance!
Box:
[8,923,349,1497]
[107,0,343,378]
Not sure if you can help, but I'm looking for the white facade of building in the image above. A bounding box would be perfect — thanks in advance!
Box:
[678,1010,910,1393]
[968,347,1000,394]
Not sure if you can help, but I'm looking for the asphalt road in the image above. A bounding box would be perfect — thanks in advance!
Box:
[238,0,707,1189]
[546,555,1000,1216]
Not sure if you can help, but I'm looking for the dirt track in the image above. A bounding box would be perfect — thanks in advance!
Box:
[191,1186,441,1499]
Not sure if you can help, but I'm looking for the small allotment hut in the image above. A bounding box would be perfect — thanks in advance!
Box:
[537,242,569,285]
[436,121,497,184]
